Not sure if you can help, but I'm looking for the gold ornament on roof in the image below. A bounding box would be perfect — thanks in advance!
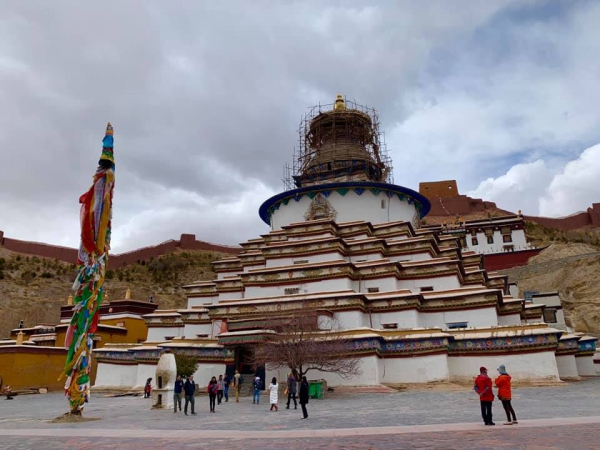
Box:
[125,288,131,300]
[334,94,346,111]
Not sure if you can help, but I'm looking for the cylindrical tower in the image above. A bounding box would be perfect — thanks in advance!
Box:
[260,95,430,230]
[294,95,390,188]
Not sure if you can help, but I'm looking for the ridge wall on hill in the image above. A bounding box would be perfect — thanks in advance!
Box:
[524,204,600,231]
[0,230,240,268]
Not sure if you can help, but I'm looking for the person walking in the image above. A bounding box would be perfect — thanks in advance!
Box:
[268,377,279,411]
[223,373,230,402]
[252,376,262,405]
[217,374,225,405]
[173,375,184,413]
[208,376,218,413]
[233,370,243,403]
[299,376,309,419]
[286,372,298,409]
[495,365,518,425]
[144,378,152,398]
[184,375,197,415]
[474,366,495,425]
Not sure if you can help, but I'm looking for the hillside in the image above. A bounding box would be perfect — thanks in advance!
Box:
[499,243,600,336]
[0,247,224,338]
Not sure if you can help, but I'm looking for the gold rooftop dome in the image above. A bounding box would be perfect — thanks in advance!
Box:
[334,94,346,111]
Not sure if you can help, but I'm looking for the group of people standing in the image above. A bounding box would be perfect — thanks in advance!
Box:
[168,370,310,419]
[474,365,518,426]
[252,372,310,419]
[252,372,308,419]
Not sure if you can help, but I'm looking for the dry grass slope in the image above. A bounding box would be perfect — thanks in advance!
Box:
[0,247,223,338]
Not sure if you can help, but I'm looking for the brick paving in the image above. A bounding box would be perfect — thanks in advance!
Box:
[0,378,598,448]
[1,424,600,449]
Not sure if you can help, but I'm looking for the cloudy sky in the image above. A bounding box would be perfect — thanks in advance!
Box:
[1,1,599,252]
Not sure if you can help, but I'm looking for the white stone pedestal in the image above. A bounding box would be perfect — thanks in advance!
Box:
[152,352,177,410]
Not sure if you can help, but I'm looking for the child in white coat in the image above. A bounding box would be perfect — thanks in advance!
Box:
[268,377,279,411]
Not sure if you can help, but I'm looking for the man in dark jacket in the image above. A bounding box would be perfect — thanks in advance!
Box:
[184,375,197,415]
[173,375,184,413]
[474,366,495,425]
[286,372,298,409]
[299,376,309,419]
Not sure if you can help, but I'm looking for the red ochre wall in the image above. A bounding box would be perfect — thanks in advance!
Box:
[483,248,543,271]
[0,232,240,268]
[525,204,600,231]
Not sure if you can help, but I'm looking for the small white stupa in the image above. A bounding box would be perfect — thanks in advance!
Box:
[152,351,177,410]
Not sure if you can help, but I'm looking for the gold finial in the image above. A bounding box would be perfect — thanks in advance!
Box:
[16,331,24,345]
[125,288,131,300]
[105,122,113,136]
[67,295,73,306]
[334,94,346,111]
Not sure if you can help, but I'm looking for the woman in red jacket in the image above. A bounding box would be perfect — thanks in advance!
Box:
[474,366,495,425]
[495,365,518,425]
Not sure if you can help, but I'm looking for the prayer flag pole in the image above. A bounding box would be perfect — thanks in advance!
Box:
[60,123,115,415]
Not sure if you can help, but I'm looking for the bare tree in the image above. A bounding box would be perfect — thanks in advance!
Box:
[250,304,361,380]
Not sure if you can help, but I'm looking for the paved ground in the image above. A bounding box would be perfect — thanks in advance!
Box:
[0,378,599,449]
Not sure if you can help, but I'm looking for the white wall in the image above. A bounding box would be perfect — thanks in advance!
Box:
[397,275,460,293]
[420,307,498,329]
[146,326,183,342]
[187,296,216,308]
[270,190,420,230]
[388,252,432,262]
[308,355,381,386]
[379,353,449,383]
[183,323,212,338]
[244,278,353,298]
[134,363,158,389]
[337,310,368,329]
[94,362,138,388]
[373,309,420,330]
[448,351,560,382]
[361,276,396,293]
[575,355,596,377]
[555,355,579,379]
[465,229,528,254]
[498,314,522,326]
[265,252,342,268]
[192,363,227,386]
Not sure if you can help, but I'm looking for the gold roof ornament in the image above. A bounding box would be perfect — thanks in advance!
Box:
[334,94,346,111]
[67,295,73,306]
[16,331,24,345]
[125,288,131,300]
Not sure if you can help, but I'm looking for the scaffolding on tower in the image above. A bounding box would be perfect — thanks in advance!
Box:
[283,96,393,191]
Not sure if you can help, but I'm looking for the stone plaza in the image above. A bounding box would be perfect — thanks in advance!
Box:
[1,378,599,449]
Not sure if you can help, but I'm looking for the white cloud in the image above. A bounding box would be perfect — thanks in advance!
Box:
[540,143,600,217]
[467,160,552,214]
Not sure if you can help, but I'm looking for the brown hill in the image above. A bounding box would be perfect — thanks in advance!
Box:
[0,246,224,338]
[499,243,600,336]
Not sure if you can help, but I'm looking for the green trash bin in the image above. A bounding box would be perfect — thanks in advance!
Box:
[308,380,324,399]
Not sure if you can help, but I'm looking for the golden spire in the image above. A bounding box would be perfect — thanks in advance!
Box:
[16,331,24,345]
[67,295,73,306]
[125,288,131,300]
[334,94,346,111]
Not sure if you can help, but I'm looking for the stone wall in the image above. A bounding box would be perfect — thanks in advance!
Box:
[525,204,600,231]
[0,232,240,268]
